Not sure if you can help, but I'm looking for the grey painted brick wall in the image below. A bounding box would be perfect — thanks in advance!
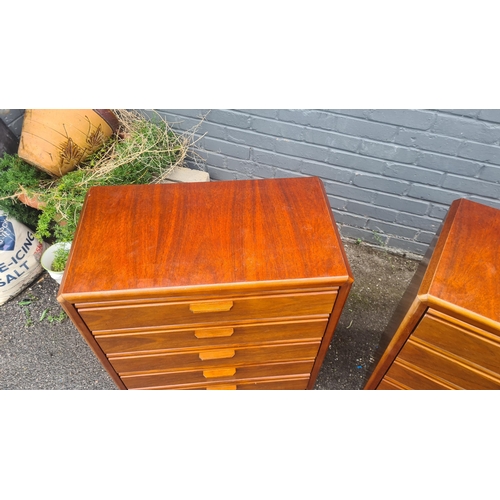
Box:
[154,109,500,256]
[4,109,500,256]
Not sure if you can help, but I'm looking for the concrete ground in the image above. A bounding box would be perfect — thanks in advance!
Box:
[0,239,420,390]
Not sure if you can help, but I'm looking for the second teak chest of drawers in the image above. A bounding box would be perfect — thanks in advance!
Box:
[365,198,500,390]
[58,177,353,390]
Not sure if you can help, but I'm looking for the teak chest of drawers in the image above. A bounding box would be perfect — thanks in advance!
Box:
[365,198,500,390]
[58,177,353,390]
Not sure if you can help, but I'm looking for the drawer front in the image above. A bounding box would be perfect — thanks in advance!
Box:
[398,339,500,390]
[205,378,310,390]
[122,360,315,389]
[79,291,337,332]
[382,360,459,390]
[377,379,402,390]
[412,313,500,377]
[178,378,310,390]
[109,341,321,375]
[95,318,328,355]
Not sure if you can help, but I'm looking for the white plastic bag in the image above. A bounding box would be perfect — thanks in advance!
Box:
[0,211,46,305]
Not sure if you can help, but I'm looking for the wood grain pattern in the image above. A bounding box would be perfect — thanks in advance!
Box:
[73,286,340,309]
[121,360,315,389]
[383,360,460,390]
[412,312,500,376]
[58,177,353,390]
[94,319,327,355]
[365,198,500,390]
[66,281,342,304]
[205,379,309,390]
[376,379,403,390]
[109,341,321,375]
[174,379,310,390]
[78,291,337,332]
[60,178,350,294]
[420,199,500,323]
[397,339,500,389]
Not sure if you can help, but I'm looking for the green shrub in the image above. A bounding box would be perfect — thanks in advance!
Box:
[0,153,50,230]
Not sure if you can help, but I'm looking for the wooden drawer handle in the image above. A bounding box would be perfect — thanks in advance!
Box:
[189,300,234,314]
[195,327,234,339]
[199,349,235,361]
[203,367,236,378]
[207,385,237,390]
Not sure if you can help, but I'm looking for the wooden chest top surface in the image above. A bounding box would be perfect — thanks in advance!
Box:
[420,198,500,324]
[60,177,351,295]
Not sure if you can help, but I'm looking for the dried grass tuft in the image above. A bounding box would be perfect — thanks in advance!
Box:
[41,109,203,191]
[28,109,205,241]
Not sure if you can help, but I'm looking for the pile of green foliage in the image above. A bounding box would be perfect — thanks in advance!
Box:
[0,153,50,230]
[0,110,193,243]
